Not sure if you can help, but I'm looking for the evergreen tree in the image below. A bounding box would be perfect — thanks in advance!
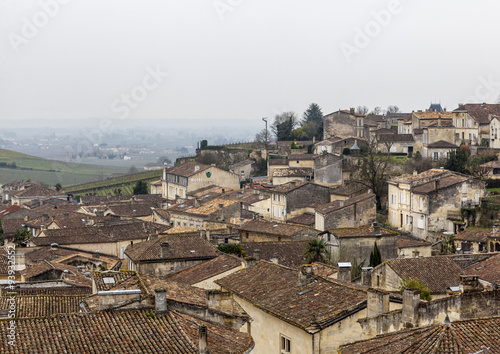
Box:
[133,180,149,195]
[276,117,294,141]
[369,242,382,267]
[13,228,30,247]
[302,103,324,140]
[444,146,469,174]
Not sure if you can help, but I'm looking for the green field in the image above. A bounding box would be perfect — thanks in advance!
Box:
[0,149,128,187]
[65,170,163,197]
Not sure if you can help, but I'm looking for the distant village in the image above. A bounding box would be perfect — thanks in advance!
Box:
[1,102,500,353]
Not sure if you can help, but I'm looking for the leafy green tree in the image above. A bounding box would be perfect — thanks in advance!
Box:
[218,244,246,257]
[444,146,469,174]
[369,242,382,267]
[304,238,330,264]
[133,180,149,195]
[399,277,432,301]
[54,183,62,192]
[290,141,297,149]
[13,228,30,247]
[351,257,365,280]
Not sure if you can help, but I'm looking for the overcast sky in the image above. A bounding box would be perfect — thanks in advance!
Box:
[1,0,500,121]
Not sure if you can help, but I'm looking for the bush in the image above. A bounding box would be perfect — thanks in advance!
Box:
[342,148,351,155]
[218,244,246,257]
[399,277,432,301]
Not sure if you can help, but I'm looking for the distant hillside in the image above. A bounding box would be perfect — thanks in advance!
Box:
[0,149,128,187]
[65,170,163,197]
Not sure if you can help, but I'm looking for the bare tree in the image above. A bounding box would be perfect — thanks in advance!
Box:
[254,129,267,144]
[356,106,369,115]
[370,106,382,115]
[387,105,401,114]
[270,112,298,140]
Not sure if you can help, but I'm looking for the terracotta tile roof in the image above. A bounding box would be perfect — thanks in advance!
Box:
[372,128,394,134]
[150,179,162,186]
[377,134,414,142]
[288,154,317,160]
[387,168,450,184]
[1,218,28,235]
[0,248,13,274]
[315,193,375,216]
[426,140,459,149]
[272,168,312,177]
[0,310,253,354]
[31,222,169,247]
[0,205,23,219]
[160,226,200,235]
[24,246,120,269]
[396,236,432,249]
[456,103,500,124]
[311,262,337,278]
[339,316,500,353]
[385,256,463,293]
[216,261,367,329]
[413,128,424,134]
[220,189,270,206]
[166,254,242,285]
[124,235,218,262]
[170,198,239,216]
[165,161,211,177]
[187,185,225,198]
[448,253,494,269]
[463,253,500,286]
[11,287,92,296]
[287,213,315,226]
[480,160,500,169]
[268,159,288,166]
[0,295,83,318]
[413,111,453,119]
[411,174,468,194]
[329,225,398,238]
[21,260,92,288]
[331,181,369,196]
[455,227,492,243]
[241,241,309,268]
[105,202,156,217]
[238,219,306,237]
[14,185,65,198]
[271,180,309,193]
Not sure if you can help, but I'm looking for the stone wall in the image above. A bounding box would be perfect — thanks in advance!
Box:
[323,194,376,231]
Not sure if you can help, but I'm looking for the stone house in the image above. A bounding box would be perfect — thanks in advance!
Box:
[149,179,162,194]
[387,169,485,239]
[318,224,399,265]
[323,108,367,139]
[11,185,68,207]
[216,261,368,353]
[454,227,490,253]
[267,158,288,182]
[479,160,500,179]
[238,219,314,242]
[313,153,343,186]
[162,162,239,200]
[489,228,500,252]
[229,159,254,182]
[272,167,313,185]
[269,181,330,222]
[376,133,414,155]
[124,235,219,277]
[167,198,240,229]
[314,137,368,155]
[423,140,458,160]
[452,103,500,145]
[489,115,500,148]
[314,192,376,232]
[330,181,369,202]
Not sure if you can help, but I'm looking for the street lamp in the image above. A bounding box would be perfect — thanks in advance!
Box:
[262,117,268,150]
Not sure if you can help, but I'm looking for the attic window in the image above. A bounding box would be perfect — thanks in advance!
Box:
[103,277,115,284]
[190,250,195,253]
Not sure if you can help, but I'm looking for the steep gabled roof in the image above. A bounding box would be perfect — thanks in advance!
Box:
[426,140,458,149]
[216,261,367,330]
[14,185,65,198]
[238,219,306,237]
[241,241,309,268]
[165,162,211,177]
[339,316,500,353]
[457,103,500,124]
[124,235,218,262]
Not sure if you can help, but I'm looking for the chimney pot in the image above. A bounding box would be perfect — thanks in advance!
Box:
[337,262,352,282]
[254,249,261,261]
[402,288,420,328]
[367,288,390,318]
[199,325,208,354]
[155,288,168,313]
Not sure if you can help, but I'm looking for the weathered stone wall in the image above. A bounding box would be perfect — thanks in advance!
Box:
[314,154,343,186]
[323,195,376,231]
[137,259,208,277]
[334,235,397,265]
[323,111,355,139]
[286,184,330,213]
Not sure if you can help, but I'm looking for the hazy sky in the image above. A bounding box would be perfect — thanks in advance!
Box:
[1,0,500,121]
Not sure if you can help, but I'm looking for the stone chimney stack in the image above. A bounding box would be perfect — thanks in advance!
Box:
[402,289,420,328]
[199,325,208,354]
[437,117,442,127]
[459,275,480,294]
[367,288,390,318]
[161,242,169,258]
[337,262,352,282]
[361,267,373,286]
[413,169,418,176]
[155,288,168,313]
[373,222,381,236]
[350,107,355,114]
[271,253,279,264]
[254,249,261,261]
[14,253,26,271]
[297,264,314,287]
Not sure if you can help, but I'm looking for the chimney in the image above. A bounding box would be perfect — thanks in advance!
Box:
[199,325,208,354]
[42,214,49,222]
[194,199,201,208]
[339,200,344,207]
[93,251,100,259]
[221,188,225,194]
[254,249,261,261]
[402,288,420,328]
[161,242,169,258]
[373,222,381,236]
[24,215,29,221]
[271,253,279,264]
[297,264,314,287]
[206,290,233,313]
[459,103,465,110]
[337,262,352,282]
[459,275,480,294]
[434,179,439,190]
[361,267,373,286]
[350,108,355,114]
[413,169,418,176]
[437,117,442,127]
[366,288,390,318]
[14,253,26,271]
[155,288,168,313]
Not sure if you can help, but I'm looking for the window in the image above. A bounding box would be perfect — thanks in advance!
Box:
[419,197,423,210]
[461,119,465,128]
[406,193,410,205]
[417,217,424,229]
[468,119,472,128]
[400,192,403,204]
[280,335,291,354]
[433,152,439,160]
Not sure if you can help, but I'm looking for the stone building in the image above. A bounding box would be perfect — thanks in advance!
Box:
[229,159,254,182]
[452,103,500,145]
[323,108,367,139]
[216,261,368,353]
[161,162,239,200]
[238,219,315,243]
[387,169,485,239]
[313,153,343,186]
[314,192,376,232]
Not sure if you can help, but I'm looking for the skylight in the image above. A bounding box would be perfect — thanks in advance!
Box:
[103,277,115,284]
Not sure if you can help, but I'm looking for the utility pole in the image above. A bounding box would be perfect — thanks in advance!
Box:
[262,117,268,151]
